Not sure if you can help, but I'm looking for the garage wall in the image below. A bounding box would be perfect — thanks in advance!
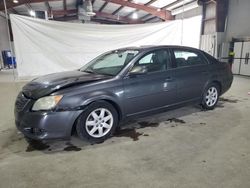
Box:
[0,14,10,63]
[225,0,250,41]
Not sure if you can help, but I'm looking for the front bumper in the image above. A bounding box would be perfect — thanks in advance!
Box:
[15,110,83,140]
[14,92,83,140]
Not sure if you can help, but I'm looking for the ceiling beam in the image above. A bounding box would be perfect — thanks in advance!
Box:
[161,0,183,9]
[125,0,159,18]
[112,0,132,15]
[126,0,173,17]
[99,2,108,12]
[171,0,197,11]
[102,0,173,20]
[112,5,123,15]
[145,0,158,6]
[52,9,143,24]
[142,0,198,22]
[0,0,173,21]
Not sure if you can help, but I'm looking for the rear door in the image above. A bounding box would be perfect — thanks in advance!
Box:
[171,48,210,102]
[123,49,177,116]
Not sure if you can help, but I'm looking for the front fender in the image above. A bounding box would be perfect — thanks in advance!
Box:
[56,90,124,119]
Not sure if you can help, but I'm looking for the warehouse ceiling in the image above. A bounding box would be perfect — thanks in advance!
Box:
[0,0,200,24]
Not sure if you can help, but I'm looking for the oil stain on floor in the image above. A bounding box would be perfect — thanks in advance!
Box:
[26,140,50,152]
[167,118,186,124]
[137,122,159,128]
[63,142,81,151]
[24,118,186,151]
[219,97,239,103]
[114,128,144,141]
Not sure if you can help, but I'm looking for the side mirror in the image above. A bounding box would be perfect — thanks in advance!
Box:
[129,66,148,76]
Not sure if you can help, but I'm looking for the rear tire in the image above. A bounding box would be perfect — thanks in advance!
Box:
[201,83,220,110]
[76,101,118,143]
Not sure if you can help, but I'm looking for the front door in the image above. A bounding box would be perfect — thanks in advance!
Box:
[123,49,177,116]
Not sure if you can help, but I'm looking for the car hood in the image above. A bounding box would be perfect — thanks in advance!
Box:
[22,71,112,99]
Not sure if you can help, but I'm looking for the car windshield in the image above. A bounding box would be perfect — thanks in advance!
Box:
[80,50,139,76]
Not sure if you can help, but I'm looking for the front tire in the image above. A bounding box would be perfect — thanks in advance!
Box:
[76,101,118,143]
[201,83,220,110]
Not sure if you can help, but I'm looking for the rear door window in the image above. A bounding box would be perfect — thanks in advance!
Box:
[173,50,207,67]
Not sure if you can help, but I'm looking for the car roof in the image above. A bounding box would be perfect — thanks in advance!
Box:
[115,45,201,52]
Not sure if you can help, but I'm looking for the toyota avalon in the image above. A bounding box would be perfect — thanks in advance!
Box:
[15,46,233,143]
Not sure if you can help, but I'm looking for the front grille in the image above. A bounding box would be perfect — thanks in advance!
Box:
[15,92,29,111]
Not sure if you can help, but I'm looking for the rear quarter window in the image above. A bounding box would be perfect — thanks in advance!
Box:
[203,52,219,63]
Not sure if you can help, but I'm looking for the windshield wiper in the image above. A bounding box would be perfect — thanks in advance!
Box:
[83,70,95,74]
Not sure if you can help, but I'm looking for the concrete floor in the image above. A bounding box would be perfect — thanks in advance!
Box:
[0,70,250,188]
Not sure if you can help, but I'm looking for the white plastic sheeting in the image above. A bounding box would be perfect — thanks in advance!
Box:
[10,14,201,77]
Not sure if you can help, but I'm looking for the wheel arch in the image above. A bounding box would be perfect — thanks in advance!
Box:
[203,79,222,95]
[210,80,222,94]
[71,97,123,136]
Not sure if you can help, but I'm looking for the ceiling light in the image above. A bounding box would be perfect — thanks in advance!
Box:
[29,10,36,17]
[13,0,19,3]
[132,12,138,19]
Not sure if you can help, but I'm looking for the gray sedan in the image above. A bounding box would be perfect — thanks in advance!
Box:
[15,46,233,143]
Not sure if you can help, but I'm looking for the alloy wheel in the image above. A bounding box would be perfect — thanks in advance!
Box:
[85,108,114,138]
[205,86,218,107]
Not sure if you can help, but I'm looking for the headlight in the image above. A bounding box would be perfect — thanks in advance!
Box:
[32,95,63,111]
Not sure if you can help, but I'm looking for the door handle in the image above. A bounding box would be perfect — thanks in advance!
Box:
[165,77,174,82]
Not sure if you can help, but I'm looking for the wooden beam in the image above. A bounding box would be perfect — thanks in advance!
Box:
[112,0,132,15]
[102,0,173,20]
[126,0,161,19]
[0,0,172,21]
[126,0,159,19]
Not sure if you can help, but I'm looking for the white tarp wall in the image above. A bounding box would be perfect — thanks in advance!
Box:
[10,14,201,77]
